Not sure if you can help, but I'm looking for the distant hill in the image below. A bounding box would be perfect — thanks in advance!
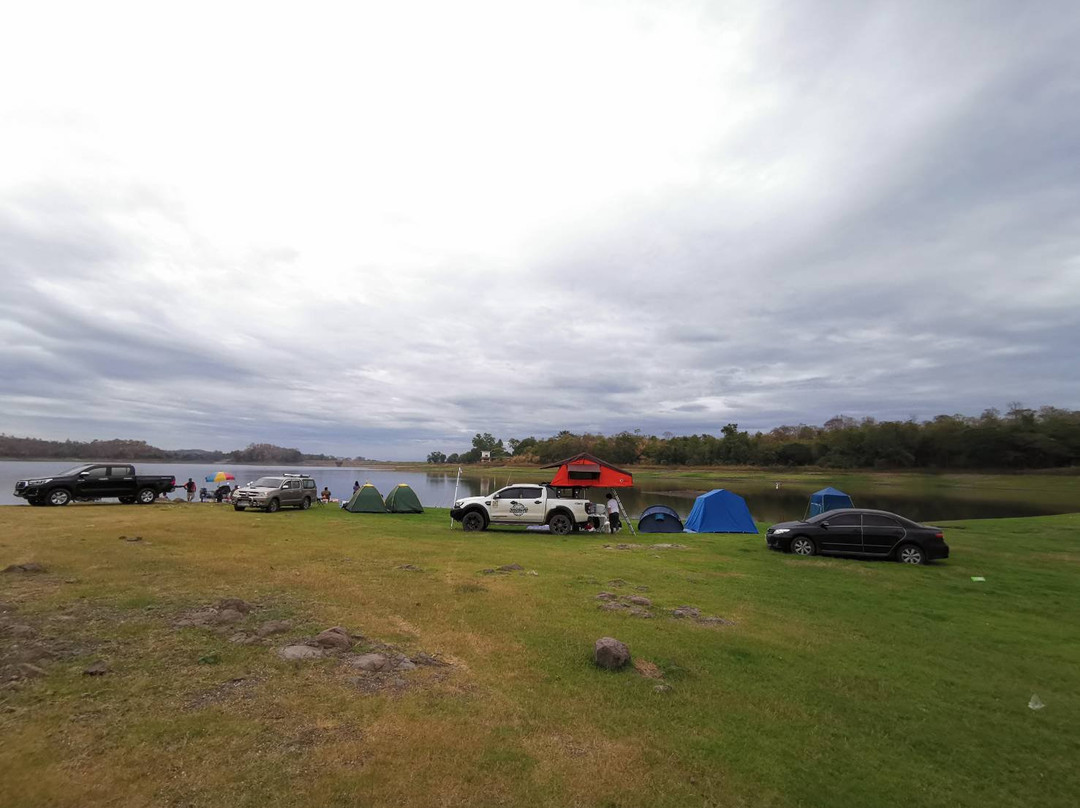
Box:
[0,435,357,465]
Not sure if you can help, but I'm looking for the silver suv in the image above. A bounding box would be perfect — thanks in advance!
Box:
[233,474,317,512]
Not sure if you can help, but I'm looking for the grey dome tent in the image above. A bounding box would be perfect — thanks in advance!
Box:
[806,487,853,517]
[344,483,386,513]
[384,483,424,513]
[637,504,684,533]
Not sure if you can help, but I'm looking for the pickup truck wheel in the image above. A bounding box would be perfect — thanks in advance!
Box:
[266,498,281,513]
[118,496,136,505]
[548,513,573,535]
[135,488,157,505]
[461,511,487,531]
[300,497,311,510]
[48,488,72,507]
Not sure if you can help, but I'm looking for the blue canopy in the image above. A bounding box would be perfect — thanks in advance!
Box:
[683,489,758,534]
[638,504,684,533]
[808,487,853,517]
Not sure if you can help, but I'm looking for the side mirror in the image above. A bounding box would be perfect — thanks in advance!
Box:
[78,471,90,477]
[821,521,830,528]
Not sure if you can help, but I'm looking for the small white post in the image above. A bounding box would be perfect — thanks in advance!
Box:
[449,466,462,528]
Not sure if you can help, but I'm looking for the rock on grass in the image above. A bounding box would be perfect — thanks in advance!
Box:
[314,627,353,650]
[279,645,324,661]
[594,637,630,670]
[2,563,47,574]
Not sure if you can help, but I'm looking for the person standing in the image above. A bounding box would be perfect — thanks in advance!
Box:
[606,492,621,533]
[353,481,360,494]
[184,478,196,502]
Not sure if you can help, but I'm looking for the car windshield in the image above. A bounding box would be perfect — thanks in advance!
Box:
[250,477,285,488]
[58,465,94,476]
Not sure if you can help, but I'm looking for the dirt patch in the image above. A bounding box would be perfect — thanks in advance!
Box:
[1,608,99,687]
[187,676,260,710]
[668,606,735,626]
[633,659,663,679]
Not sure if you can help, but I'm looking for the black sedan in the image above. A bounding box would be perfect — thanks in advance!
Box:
[765,509,949,564]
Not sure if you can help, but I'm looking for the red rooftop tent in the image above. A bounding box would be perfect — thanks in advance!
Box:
[541,453,634,488]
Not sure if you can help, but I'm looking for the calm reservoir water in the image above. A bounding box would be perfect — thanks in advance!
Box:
[1,460,1074,524]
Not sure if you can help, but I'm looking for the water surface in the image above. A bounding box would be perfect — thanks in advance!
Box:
[2,460,1074,524]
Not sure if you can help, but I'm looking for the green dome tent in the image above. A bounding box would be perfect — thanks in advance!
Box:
[344,483,387,513]
[384,483,424,513]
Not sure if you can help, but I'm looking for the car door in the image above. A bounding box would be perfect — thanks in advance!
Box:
[861,513,906,555]
[281,480,301,505]
[516,486,546,525]
[107,465,136,497]
[302,479,317,503]
[75,466,112,498]
[817,512,863,554]
[488,488,519,522]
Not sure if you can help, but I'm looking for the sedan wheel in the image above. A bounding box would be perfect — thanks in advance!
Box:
[791,536,816,556]
[897,544,926,565]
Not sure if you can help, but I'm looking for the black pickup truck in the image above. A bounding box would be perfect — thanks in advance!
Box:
[13,464,177,506]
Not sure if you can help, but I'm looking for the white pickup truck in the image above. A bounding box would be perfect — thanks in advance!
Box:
[450,484,594,534]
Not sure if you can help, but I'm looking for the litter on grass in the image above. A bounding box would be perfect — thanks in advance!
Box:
[1029,694,1045,710]
[971,576,986,582]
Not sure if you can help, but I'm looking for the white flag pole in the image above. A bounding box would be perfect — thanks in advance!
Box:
[450,467,462,528]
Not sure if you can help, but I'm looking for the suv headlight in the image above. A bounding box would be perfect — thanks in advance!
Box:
[771,528,790,535]
[27,478,53,486]
[454,500,463,508]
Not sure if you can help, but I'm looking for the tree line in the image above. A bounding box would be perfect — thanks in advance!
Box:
[0,436,347,465]
[427,406,1080,470]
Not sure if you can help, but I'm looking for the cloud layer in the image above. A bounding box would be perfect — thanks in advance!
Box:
[1,1,1078,458]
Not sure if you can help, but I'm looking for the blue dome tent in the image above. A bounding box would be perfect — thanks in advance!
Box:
[683,489,758,534]
[637,504,684,533]
[807,487,854,517]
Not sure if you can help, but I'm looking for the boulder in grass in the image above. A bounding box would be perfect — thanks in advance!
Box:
[213,609,245,625]
[2,563,47,574]
[347,653,388,672]
[279,645,324,661]
[315,627,353,650]
[218,598,253,614]
[594,637,630,670]
[256,620,292,638]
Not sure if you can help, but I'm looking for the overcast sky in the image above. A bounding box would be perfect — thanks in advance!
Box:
[1,1,1078,459]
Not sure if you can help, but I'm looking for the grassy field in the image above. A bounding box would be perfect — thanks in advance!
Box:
[1,502,1078,807]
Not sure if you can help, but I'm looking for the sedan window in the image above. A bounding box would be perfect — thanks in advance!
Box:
[825,513,861,526]
[863,514,900,528]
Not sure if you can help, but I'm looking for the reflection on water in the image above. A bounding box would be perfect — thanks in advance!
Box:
[0,460,1070,523]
